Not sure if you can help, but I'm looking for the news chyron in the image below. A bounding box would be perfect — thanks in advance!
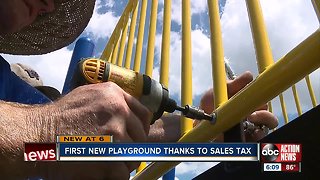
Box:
[260,143,302,172]
[24,135,112,161]
[24,143,56,161]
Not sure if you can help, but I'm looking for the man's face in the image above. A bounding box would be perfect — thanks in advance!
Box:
[0,0,55,35]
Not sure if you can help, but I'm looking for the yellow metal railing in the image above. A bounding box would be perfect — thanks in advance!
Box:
[145,0,158,77]
[133,0,148,72]
[117,14,129,67]
[181,0,194,134]
[125,1,139,69]
[134,28,320,180]
[246,0,297,124]
[99,0,320,179]
[160,0,171,86]
[208,0,228,109]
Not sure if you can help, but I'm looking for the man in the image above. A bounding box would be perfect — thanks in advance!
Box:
[0,0,277,179]
[11,63,61,101]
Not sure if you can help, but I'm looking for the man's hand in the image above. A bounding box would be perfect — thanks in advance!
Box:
[49,82,152,179]
[0,82,152,179]
[148,113,181,142]
[151,71,278,143]
[198,71,278,142]
[52,82,151,143]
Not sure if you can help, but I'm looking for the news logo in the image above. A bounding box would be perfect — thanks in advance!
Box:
[24,143,56,161]
[260,143,301,172]
[261,144,279,162]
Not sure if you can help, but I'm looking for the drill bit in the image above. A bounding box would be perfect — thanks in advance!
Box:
[225,59,237,80]
[175,105,215,122]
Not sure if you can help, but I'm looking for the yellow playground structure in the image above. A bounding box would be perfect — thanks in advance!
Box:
[99,0,319,179]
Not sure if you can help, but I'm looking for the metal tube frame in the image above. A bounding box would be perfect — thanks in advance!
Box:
[181,0,193,135]
[100,0,138,61]
[117,16,129,67]
[246,0,296,125]
[133,29,320,180]
[159,0,172,86]
[125,1,139,69]
[133,0,148,72]
[208,0,228,109]
[145,0,158,77]
[101,0,320,179]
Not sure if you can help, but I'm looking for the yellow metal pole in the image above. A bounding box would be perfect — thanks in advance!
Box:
[108,49,113,63]
[137,0,156,173]
[136,162,147,173]
[291,84,302,116]
[208,0,228,109]
[159,0,172,86]
[279,93,289,124]
[117,17,129,67]
[111,38,120,64]
[107,37,116,63]
[268,101,273,113]
[305,75,317,107]
[125,1,139,69]
[268,102,277,131]
[312,0,320,22]
[133,0,148,72]
[133,29,320,180]
[145,0,158,77]
[246,0,291,122]
[101,0,138,61]
[156,1,172,178]
[245,0,274,72]
[181,0,193,135]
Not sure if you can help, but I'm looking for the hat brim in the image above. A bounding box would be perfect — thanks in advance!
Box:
[36,86,61,101]
[0,0,95,55]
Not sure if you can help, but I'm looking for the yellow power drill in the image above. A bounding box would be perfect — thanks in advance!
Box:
[71,58,214,124]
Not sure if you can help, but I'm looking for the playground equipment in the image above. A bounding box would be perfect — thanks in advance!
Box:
[62,0,319,179]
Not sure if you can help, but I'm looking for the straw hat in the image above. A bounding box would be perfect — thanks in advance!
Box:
[0,0,95,55]
[11,63,61,101]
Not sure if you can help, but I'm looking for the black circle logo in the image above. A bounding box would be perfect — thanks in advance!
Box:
[261,144,279,162]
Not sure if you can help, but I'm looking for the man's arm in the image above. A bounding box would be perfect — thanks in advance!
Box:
[0,101,54,178]
[0,82,152,179]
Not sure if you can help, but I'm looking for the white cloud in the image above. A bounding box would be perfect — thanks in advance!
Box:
[260,0,318,61]
[158,0,208,25]
[154,0,319,121]
[153,29,212,98]
[85,0,120,41]
[220,0,319,117]
[191,0,208,14]
[221,0,319,80]
[97,0,115,8]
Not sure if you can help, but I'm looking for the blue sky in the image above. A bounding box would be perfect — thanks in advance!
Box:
[2,0,320,179]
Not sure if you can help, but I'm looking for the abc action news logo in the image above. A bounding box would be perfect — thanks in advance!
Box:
[261,143,301,163]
